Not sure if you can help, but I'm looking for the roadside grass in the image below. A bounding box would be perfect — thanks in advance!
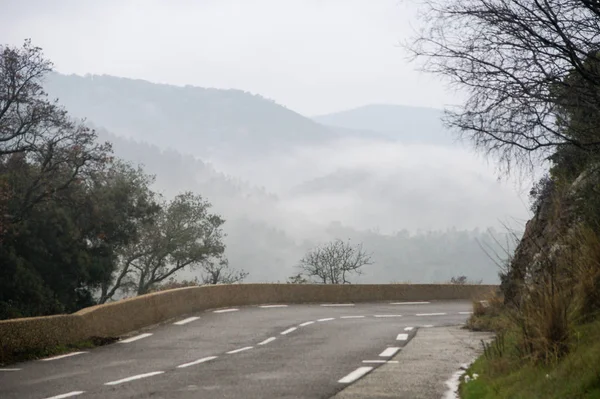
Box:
[0,336,117,366]
[460,317,600,399]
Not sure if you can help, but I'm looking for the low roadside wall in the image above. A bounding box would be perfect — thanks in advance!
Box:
[0,283,498,364]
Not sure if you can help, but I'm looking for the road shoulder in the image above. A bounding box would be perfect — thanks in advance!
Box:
[332,326,494,399]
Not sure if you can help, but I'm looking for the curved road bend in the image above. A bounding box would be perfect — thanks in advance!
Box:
[0,300,473,399]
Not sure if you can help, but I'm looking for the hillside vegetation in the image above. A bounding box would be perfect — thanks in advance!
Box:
[409,0,600,396]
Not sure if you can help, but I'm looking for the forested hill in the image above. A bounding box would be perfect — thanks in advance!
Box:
[43,73,336,157]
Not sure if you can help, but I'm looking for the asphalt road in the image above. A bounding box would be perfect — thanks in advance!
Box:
[0,300,472,399]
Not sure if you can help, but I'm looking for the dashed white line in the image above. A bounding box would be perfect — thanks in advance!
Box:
[374,314,403,318]
[321,304,354,307]
[423,324,434,328]
[390,301,430,305]
[258,337,277,345]
[43,392,85,399]
[379,347,401,357]
[104,371,164,386]
[281,327,297,335]
[338,366,373,383]
[213,308,239,313]
[396,333,409,341]
[317,317,335,322]
[40,351,88,361]
[259,304,288,308]
[416,312,446,316]
[226,346,253,354]
[177,356,217,368]
[459,311,473,315]
[404,327,414,331]
[174,316,200,325]
[299,321,315,327]
[0,368,21,371]
[362,360,399,364]
[119,333,153,343]
[340,315,365,319]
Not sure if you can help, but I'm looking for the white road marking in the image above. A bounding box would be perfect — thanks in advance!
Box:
[213,308,239,313]
[258,337,277,345]
[396,333,409,341]
[459,311,473,315]
[0,368,21,371]
[340,315,365,319]
[390,301,430,305]
[177,356,218,368]
[104,371,164,386]
[299,321,315,327]
[226,346,253,354]
[259,304,288,308]
[379,347,401,357]
[423,324,434,328]
[317,317,335,322]
[119,333,153,343]
[40,352,88,361]
[404,327,414,331]
[416,313,447,316]
[174,316,200,325]
[338,366,373,383]
[362,360,399,364]
[320,304,354,307]
[374,314,403,318]
[281,327,297,335]
[43,392,85,399]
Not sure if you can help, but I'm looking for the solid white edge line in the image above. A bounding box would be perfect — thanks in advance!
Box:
[459,311,473,315]
[119,333,153,343]
[259,305,288,308]
[379,347,401,357]
[281,327,297,335]
[415,313,447,316]
[226,346,253,354]
[43,392,85,399]
[0,368,21,371]
[40,351,88,361]
[338,366,373,383]
[396,333,409,341]
[177,356,217,368]
[390,301,430,305]
[213,308,239,313]
[404,327,414,331]
[340,315,365,319]
[174,316,200,325]
[258,337,277,345]
[374,315,402,318]
[320,304,354,307]
[299,321,315,327]
[317,317,335,322]
[104,371,164,386]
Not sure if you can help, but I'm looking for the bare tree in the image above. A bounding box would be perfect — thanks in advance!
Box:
[298,239,373,284]
[201,258,248,285]
[408,0,600,174]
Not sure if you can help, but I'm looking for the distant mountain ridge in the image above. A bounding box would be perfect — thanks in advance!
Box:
[312,103,457,145]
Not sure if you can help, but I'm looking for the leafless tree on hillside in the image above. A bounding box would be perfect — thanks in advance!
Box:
[408,0,600,175]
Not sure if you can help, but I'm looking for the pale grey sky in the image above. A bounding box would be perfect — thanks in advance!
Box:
[0,0,452,115]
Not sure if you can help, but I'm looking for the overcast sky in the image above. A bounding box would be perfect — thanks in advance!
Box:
[0,0,452,116]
